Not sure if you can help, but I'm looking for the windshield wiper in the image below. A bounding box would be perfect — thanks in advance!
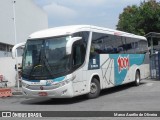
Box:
[28,45,55,79]
[28,58,54,79]
[42,54,55,78]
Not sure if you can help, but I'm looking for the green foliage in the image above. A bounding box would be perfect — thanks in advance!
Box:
[117,0,160,35]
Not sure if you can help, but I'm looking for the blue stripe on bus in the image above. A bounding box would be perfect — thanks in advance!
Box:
[109,54,145,85]
[52,76,65,82]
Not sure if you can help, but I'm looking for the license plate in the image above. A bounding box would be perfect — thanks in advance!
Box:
[38,92,48,96]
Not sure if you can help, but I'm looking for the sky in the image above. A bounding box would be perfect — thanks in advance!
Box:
[33,0,160,29]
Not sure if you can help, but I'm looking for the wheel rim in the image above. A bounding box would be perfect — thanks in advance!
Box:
[90,82,97,94]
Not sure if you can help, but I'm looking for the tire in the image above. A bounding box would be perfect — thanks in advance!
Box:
[134,71,140,86]
[86,78,100,99]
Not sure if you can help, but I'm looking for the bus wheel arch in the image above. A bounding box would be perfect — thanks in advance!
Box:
[134,69,141,86]
[87,75,101,99]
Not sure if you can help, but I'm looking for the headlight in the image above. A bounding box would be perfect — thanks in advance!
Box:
[53,81,67,88]
[52,75,76,88]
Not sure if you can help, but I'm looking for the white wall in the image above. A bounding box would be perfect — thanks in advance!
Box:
[0,0,48,87]
[0,57,22,87]
[0,0,48,45]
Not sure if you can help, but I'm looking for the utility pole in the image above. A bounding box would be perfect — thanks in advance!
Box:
[12,0,19,90]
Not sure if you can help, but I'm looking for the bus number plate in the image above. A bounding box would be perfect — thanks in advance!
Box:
[38,92,48,96]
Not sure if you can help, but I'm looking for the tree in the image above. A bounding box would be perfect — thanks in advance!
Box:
[117,0,160,35]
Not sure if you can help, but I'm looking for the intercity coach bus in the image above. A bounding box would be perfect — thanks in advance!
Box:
[12,25,150,99]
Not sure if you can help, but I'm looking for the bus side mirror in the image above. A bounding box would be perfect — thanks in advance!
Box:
[12,42,26,59]
[66,37,82,55]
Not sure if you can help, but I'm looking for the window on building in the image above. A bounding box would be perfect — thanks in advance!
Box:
[0,42,14,57]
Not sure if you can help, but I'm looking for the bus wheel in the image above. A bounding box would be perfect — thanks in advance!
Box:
[134,71,140,86]
[87,78,100,99]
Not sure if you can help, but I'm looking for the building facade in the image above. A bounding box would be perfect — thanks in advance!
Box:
[0,0,48,57]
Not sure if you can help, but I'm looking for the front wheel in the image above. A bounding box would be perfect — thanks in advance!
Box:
[86,78,100,99]
[134,71,140,86]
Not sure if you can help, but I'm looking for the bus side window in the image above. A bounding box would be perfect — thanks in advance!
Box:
[73,45,81,66]
[72,42,86,67]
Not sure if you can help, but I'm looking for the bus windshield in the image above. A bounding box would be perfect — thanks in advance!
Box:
[22,36,71,79]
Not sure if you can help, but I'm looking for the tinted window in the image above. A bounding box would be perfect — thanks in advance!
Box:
[91,32,124,54]
[72,31,89,44]
[137,40,148,53]
[90,32,147,55]
[72,31,89,68]
[117,37,147,54]
[121,37,138,53]
[72,41,86,67]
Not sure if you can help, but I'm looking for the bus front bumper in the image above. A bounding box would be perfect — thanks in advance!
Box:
[22,82,74,98]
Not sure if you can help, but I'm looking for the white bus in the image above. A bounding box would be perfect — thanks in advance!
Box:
[12,25,150,99]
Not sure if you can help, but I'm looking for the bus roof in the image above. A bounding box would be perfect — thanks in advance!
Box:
[29,25,146,40]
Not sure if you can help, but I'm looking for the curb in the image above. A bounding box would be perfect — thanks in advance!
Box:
[11,87,23,96]
[12,91,23,96]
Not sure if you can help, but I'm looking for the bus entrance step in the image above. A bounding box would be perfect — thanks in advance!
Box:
[0,88,12,98]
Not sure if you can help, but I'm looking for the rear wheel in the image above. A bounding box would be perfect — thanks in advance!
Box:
[87,78,100,99]
[134,71,140,86]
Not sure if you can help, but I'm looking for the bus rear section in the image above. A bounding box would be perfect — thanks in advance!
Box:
[87,31,149,92]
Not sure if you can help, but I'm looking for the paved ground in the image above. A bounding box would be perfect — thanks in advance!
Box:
[0,79,160,120]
